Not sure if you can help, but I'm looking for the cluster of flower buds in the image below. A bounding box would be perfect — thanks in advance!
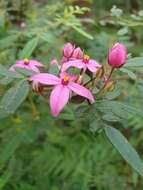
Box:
[61,43,83,64]
[9,42,127,117]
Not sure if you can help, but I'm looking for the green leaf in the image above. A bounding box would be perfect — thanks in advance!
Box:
[105,88,121,100]
[0,64,23,79]
[15,67,36,77]
[0,157,15,189]
[19,37,39,59]
[95,100,143,119]
[0,80,29,118]
[0,77,14,85]
[102,113,121,122]
[0,135,22,168]
[125,57,143,67]
[72,26,93,40]
[40,32,55,43]
[58,106,75,120]
[0,35,18,48]
[105,126,143,176]
[120,68,136,80]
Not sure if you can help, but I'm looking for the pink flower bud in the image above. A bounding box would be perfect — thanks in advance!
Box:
[72,47,83,59]
[50,59,58,66]
[108,43,127,68]
[61,56,68,64]
[63,43,74,58]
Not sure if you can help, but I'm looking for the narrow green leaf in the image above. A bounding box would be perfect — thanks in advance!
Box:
[72,26,93,40]
[0,157,15,189]
[0,35,18,48]
[105,126,143,176]
[19,37,39,59]
[0,80,29,118]
[0,135,22,168]
[125,57,143,67]
[40,32,55,43]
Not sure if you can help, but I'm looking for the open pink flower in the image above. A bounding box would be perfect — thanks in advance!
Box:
[61,54,101,73]
[30,72,94,117]
[9,58,44,73]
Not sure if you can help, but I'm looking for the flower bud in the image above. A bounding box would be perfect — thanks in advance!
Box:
[63,43,74,58]
[72,47,83,59]
[108,43,127,68]
[61,56,68,64]
[50,59,58,66]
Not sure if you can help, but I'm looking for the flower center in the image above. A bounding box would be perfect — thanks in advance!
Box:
[61,74,69,85]
[83,54,90,64]
[24,58,30,65]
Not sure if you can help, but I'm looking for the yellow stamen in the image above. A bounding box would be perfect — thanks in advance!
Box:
[63,74,69,82]
[83,54,90,60]
[24,58,29,64]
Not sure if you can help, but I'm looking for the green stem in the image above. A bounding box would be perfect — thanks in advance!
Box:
[28,94,39,118]
[97,67,115,95]
[103,67,115,89]
[84,76,96,86]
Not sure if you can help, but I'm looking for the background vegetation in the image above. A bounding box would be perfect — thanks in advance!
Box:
[0,0,143,189]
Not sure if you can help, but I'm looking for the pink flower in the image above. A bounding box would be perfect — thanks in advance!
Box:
[30,72,94,117]
[72,47,83,59]
[61,43,83,64]
[108,43,127,68]
[61,54,101,73]
[63,43,75,58]
[50,58,58,66]
[9,58,44,73]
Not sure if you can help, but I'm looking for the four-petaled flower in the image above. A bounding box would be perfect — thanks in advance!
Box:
[61,54,101,73]
[9,58,44,73]
[30,72,94,117]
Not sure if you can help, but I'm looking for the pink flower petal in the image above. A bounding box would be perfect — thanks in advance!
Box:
[30,60,44,67]
[9,65,16,71]
[69,82,95,103]
[30,73,60,85]
[30,64,41,73]
[87,60,101,73]
[50,85,70,117]
[61,60,84,72]
[69,75,77,81]
[15,60,24,65]
[9,59,43,73]
[61,56,68,64]
[9,63,32,71]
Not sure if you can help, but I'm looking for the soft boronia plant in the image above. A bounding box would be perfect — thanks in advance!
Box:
[9,42,127,117]
[2,41,143,178]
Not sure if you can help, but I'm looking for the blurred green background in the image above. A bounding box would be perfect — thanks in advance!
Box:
[0,0,143,189]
